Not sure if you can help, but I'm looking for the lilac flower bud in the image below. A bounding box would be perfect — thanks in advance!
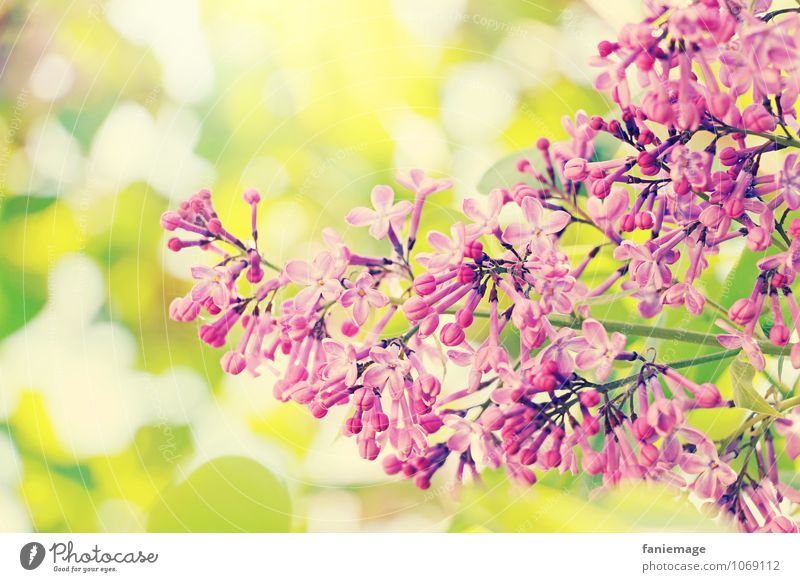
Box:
[402,296,429,321]
[440,323,465,346]
[413,273,437,295]
[743,103,776,132]
[220,351,247,375]
[563,158,589,181]
[728,298,757,325]
[160,211,183,231]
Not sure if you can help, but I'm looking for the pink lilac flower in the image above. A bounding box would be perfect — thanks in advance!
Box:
[575,319,626,381]
[284,251,343,309]
[502,196,571,247]
[190,265,231,308]
[669,145,712,193]
[715,320,766,371]
[463,188,504,240]
[679,439,737,501]
[778,153,800,210]
[363,345,410,399]
[320,339,359,386]
[586,186,628,237]
[345,184,412,240]
[340,272,389,326]
[417,223,465,272]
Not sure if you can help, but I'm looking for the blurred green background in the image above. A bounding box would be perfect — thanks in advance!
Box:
[0,0,759,532]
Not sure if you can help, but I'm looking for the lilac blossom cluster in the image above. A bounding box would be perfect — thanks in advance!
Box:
[162,0,800,532]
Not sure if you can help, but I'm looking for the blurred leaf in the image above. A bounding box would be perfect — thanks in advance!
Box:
[0,258,46,340]
[730,356,780,417]
[147,456,291,532]
[450,470,726,532]
[719,245,760,309]
[0,196,56,222]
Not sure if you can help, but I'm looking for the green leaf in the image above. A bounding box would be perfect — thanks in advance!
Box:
[730,356,781,417]
[719,245,763,309]
[147,456,292,532]
[0,195,56,223]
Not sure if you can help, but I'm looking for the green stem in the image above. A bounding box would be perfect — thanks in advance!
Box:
[595,349,739,393]
[546,314,788,356]
[388,297,787,355]
[719,124,800,149]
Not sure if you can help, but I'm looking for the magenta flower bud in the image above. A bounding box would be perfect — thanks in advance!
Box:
[417,313,439,338]
[341,320,359,337]
[708,92,733,119]
[516,158,531,173]
[371,412,389,432]
[519,447,538,466]
[719,146,739,166]
[359,438,379,461]
[542,449,562,469]
[743,103,776,132]
[694,383,722,408]
[789,218,800,237]
[465,239,483,260]
[635,210,654,230]
[440,323,465,346]
[480,406,505,431]
[419,413,443,434]
[532,372,557,392]
[673,178,690,195]
[345,415,363,435]
[207,217,223,234]
[637,150,655,169]
[455,307,474,328]
[457,265,475,284]
[413,273,437,295]
[221,351,247,375]
[167,237,183,252]
[619,213,636,232]
[597,40,614,57]
[771,324,790,347]
[636,51,654,71]
[402,296,430,321]
[382,454,403,475]
[579,388,600,408]
[631,417,655,442]
[414,474,431,490]
[723,196,744,218]
[582,451,605,475]
[639,443,659,466]
[203,297,222,315]
[773,273,788,288]
[728,298,757,325]
[402,463,417,477]
[583,415,600,435]
[563,158,589,181]
[169,295,201,322]
[591,178,611,199]
[160,211,182,231]
[243,188,261,204]
[746,227,770,252]
[199,323,227,348]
